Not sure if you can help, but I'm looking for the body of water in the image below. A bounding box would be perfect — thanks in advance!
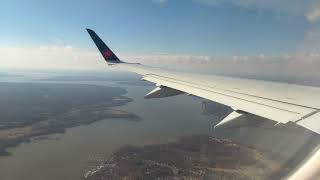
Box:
[0,72,319,180]
[0,76,211,180]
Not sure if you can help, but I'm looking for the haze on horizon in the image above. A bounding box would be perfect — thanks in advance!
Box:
[1,0,320,85]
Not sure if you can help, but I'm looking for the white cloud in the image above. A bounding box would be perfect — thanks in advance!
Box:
[306,8,320,22]
[1,46,320,86]
[0,46,106,70]
[123,52,320,86]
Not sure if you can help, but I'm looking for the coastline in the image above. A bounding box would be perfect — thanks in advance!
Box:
[0,82,140,156]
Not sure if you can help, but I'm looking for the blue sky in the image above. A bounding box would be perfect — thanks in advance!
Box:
[1,0,318,56]
[0,0,320,72]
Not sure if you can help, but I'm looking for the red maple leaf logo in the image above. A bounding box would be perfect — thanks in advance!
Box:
[102,50,113,59]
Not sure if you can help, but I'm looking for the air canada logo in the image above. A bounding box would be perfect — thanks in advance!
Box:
[102,49,113,59]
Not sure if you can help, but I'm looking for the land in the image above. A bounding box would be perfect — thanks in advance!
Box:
[0,82,140,156]
[84,135,290,180]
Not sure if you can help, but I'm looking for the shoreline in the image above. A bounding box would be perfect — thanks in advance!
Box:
[0,102,140,156]
[0,82,141,156]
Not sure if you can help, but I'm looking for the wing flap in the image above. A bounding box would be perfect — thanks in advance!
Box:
[297,112,320,134]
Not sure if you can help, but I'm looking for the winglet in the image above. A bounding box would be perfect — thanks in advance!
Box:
[86,28,121,64]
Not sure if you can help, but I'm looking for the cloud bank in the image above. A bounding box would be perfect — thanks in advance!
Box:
[122,52,320,86]
[0,46,106,70]
[1,46,320,86]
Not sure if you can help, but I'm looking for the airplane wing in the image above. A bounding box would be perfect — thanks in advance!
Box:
[86,29,320,134]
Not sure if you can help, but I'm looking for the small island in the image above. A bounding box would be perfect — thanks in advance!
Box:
[84,135,290,180]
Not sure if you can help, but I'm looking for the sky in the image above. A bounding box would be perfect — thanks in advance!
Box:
[1,0,319,53]
[0,0,320,79]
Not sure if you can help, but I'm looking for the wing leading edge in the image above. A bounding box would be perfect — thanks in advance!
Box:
[86,29,320,134]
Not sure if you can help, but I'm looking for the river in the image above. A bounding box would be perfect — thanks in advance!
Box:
[0,73,211,180]
[0,71,318,180]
